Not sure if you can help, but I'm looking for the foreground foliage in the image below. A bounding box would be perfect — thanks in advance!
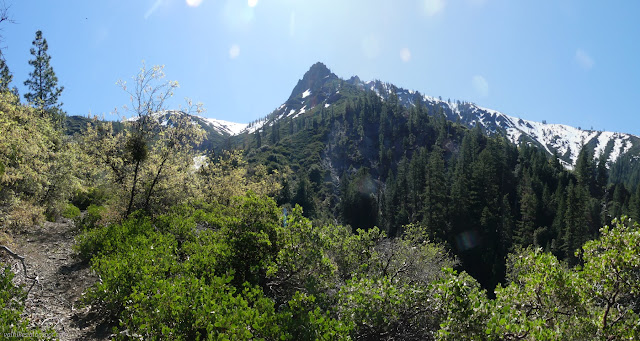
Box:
[75,180,640,340]
[437,217,640,340]
[0,264,56,340]
[0,91,77,225]
[76,193,456,340]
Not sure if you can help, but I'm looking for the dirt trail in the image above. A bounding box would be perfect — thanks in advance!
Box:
[2,220,112,341]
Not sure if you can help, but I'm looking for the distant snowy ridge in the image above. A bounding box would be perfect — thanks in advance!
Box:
[224,63,639,168]
[125,110,249,137]
[198,117,248,136]
[475,106,634,166]
[178,62,639,170]
[337,77,636,167]
[418,95,638,168]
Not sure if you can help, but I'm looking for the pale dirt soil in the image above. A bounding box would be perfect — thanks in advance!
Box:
[1,220,114,341]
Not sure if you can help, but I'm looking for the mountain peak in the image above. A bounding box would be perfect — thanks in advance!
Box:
[308,61,331,75]
[289,62,336,100]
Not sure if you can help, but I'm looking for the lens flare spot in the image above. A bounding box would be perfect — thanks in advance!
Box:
[456,230,481,251]
[400,48,411,62]
[229,44,240,59]
[248,0,258,7]
[424,0,445,16]
[361,35,380,59]
[186,0,203,7]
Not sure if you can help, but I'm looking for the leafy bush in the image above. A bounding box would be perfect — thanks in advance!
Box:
[84,231,179,316]
[75,194,357,339]
[276,292,352,340]
[0,91,77,224]
[71,186,107,210]
[62,203,81,219]
[433,218,640,340]
[7,198,45,229]
[74,204,106,231]
[74,212,151,261]
[80,192,614,340]
[0,264,56,340]
[117,276,281,340]
[337,276,436,340]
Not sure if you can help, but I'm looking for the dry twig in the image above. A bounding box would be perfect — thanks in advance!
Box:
[1,244,39,294]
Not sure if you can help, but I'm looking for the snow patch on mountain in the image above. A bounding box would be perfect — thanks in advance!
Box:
[292,106,306,119]
[302,89,311,99]
[594,132,614,159]
[244,117,269,134]
[608,136,633,164]
[463,105,636,166]
[201,117,248,136]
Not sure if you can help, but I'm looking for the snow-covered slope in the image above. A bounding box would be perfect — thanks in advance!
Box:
[126,110,248,137]
[346,78,640,168]
[463,103,635,167]
[199,117,248,136]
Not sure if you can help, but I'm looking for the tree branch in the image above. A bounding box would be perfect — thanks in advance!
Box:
[0,244,39,294]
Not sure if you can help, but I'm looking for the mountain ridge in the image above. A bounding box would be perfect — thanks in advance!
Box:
[100,62,639,169]
[217,62,639,169]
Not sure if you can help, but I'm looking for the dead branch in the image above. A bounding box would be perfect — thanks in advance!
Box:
[1,244,39,294]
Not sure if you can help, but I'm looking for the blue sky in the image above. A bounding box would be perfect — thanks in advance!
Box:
[2,0,639,135]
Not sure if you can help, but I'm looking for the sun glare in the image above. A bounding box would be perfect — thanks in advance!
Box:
[186,0,203,8]
[400,48,411,63]
[229,45,240,59]
[248,0,258,8]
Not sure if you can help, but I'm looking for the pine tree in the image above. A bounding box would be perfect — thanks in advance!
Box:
[0,1,14,93]
[407,148,428,218]
[270,121,279,144]
[574,146,594,192]
[23,30,64,113]
[422,146,449,241]
[382,170,398,236]
[0,56,12,92]
[551,182,566,256]
[255,129,262,148]
[515,172,538,246]
[629,184,640,222]
[563,181,590,264]
[499,194,514,251]
[341,168,378,231]
[292,174,315,218]
[277,177,291,206]
[595,154,608,197]
[609,183,626,221]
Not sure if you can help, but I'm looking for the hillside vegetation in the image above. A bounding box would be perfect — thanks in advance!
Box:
[1,50,640,339]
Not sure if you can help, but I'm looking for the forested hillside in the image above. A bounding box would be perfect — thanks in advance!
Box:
[1,37,640,340]
[226,63,640,291]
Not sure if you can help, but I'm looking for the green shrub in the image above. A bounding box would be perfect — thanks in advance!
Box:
[116,276,281,340]
[75,204,106,230]
[71,187,107,210]
[0,264,56,340]
[62,203,81,219]
[79,193,460,340]
[83,232,179,316]
[74,213,153,261]
[277,292,352,340]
